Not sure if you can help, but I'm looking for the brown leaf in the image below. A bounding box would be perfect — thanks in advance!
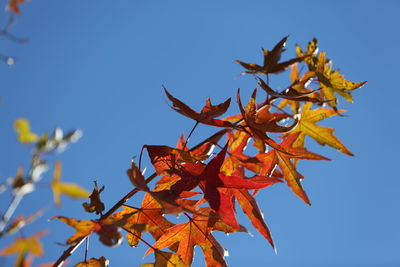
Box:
[82,181,105,215]
[164,89,236,128]
[236,36,307,75]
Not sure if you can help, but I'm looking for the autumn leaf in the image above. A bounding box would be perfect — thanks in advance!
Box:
[257,76,323,104]
[82,181,105,215]
[295,38,319,67]
[74,256,109,267]
[145,208,246,266]
[51,217,98,244]
[7,0,26,15]
[141,251,188,267]
[236,36,306,75]
[236,89,296,154]
[108,193,175,247]
[52,216,122,247]
[51,161,90,206]
[220,131,255,175]
[126,161,148,191]
[315,52,367,108]
[287,101,353,155]
[146,145,208,175]
[233,188,276,249]
[13,118,38,144]
[164,88,236,128]
[278,65,324,114]
[200,145,282,229]
[0,230,47,267]
[259,132,329,205]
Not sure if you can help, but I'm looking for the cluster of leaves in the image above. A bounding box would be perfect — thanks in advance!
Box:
[42,37,364,266]
[0,119,89,266]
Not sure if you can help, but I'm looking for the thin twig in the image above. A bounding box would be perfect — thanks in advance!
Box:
[182,121,199,151]
[0,15,29,44]
[84,235,89,262]
[52,236,87,267]
[0,191,23,233]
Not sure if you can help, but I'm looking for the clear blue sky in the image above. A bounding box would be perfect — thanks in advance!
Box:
[1,1,399,266]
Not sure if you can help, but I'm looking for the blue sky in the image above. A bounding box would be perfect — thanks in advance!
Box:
[1,1,399,266]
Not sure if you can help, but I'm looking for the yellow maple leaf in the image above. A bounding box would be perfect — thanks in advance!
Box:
[287,102,353,155]
[13,118,38,144]
[51,161,90,206]
[315,52,367,108]
[51,216,98,244]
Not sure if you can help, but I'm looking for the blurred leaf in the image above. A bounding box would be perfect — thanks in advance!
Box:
[7,0,26,14]
[0,230,47,267]
[13,118,38,144]
[51,161,90,206]
[52,216,122,247]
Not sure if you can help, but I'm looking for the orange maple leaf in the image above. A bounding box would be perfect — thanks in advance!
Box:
[145,208,246,266]
[0,230,47,266]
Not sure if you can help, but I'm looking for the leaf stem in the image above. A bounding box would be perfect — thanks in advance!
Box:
[182,121,199,151]
[84,235,89,262]
[0,191,24,234]
[52,236,87,267]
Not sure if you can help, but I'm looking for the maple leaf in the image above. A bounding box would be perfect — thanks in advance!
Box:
[74,256,109,267]
[145,208,246,266]
[52,216,122,247]
[233,188,276,249]
[220,130,256,175]
[146,145,209,175]
[164,89,236,128]
[236,89,297,154]
[13,118,38,144]
[51,161,90,206]
[287,101,353,155]
[236,36,306,75]
[108,193,175,247]
[0,230,47,267]
[295,38,319,67]
[258,132,329,205]
[200,144,283,229]
[314,52,367,108]
[82,181,105,215]
[141,250,188,267]
[278,65,324,114]
[216,166,279,249]
[7,0,26,15]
